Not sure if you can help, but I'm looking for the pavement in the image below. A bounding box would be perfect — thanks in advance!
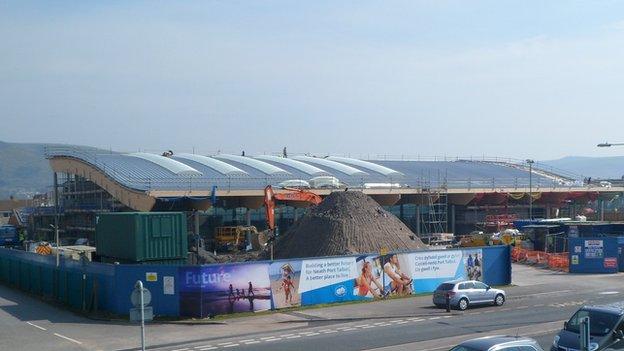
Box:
[2,263,624,350]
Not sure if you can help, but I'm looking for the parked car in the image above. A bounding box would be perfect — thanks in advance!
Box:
[551,303,624,351]
[433,280,506,311]
[450,335,544,351]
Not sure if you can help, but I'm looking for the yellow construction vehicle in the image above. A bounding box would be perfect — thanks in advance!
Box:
[213,226,265,251]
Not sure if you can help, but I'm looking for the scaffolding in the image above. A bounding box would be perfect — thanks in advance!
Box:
[420,190,448,235]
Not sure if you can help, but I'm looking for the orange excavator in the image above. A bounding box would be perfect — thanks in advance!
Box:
[263,185,323,233]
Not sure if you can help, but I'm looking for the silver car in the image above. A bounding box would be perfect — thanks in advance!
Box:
[450,335,544,351]
[433,280,506,311]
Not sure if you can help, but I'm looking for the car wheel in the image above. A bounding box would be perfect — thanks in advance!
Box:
[458,298,469,311]
[494,294,505,306]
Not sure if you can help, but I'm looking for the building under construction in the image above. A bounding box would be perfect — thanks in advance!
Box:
[29,145,623,244]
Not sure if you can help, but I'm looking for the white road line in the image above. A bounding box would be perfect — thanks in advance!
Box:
[408,318,424,321]
[362,325,375,329]
[261,336,278,340]
[244,341,260,345]
[322,330,338,333]
[222,344,239,348]
[170,348,190,351]
[286,335,301,339]
[319,329,333,332]
[280,333,296,337]
[355,324,369,328]
[218,342,235,345]
[429,317,441,320]
[304,332,320,336]
[341,327,357,331]
[239,339,255,343]
[53,333,82,345]
[512,290,573,299]
[26,322,47,331]
[197,347,217,351]
[395,321,409,324]
[194,345,213,349]
[263,337,282,342]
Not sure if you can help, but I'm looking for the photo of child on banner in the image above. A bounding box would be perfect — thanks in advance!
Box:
[269,261,302,308]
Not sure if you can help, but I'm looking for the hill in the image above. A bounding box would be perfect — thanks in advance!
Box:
[0,141,51,199]
[541,156,624,179]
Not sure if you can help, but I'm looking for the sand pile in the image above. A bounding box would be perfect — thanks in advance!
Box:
[273,191,426,259]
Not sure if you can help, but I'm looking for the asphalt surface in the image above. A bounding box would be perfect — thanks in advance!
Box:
[2,264,624,351]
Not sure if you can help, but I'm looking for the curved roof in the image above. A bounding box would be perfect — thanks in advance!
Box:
[254,155,326,175]
[327,156,403,176]
[213,154,289,175]
[174,153,247,175]
[127,153,202,176]
[292,156,368,176]
[44,146,580,193]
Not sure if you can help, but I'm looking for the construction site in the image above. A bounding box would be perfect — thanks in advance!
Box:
[0,145,615,264]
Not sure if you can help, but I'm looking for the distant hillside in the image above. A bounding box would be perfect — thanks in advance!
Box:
[541,156,624,179]
[0,141,51,199]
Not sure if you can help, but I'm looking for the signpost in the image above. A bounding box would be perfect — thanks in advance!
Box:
[130,281,152,351]
[580,316,590,351]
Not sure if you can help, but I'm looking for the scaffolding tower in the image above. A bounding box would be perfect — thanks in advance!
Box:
[420,190,448,234]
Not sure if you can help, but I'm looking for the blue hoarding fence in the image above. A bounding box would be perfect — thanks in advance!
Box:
[0,245,511,318]
[568,237,619,274]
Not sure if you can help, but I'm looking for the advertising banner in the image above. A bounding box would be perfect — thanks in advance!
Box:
[387,249,484,293]
[298,257,358,305]
[179,263,272,317]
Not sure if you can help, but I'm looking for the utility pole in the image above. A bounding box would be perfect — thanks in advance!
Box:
[526,159,534,220]
[53,172,60,267]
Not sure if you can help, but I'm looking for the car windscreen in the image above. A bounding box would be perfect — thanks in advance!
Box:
[566,309,621,336]
[449,346,481,351]
[437,283,455,291]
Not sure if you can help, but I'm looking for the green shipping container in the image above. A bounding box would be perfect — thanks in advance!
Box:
[95,212,188,262]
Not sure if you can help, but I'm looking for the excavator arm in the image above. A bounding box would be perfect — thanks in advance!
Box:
[263,185,322,230]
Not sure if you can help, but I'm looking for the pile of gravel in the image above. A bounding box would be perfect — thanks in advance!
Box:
[273,191,426,259]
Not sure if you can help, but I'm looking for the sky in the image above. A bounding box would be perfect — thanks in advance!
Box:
[2,0,624,160]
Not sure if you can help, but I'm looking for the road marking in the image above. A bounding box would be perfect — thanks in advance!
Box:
[429,316,441,320]
[194,345,213,349]
[197,347,217,351]
[516,306,529,309]
[239,339,255,343]
[218,342,235,345]
[263,337,282,342]
[222,344,239,348]
[171,348,190,351]
[362,325,375,329]
[407,318,424,321]
[355,324,368,328]
[322,330,338,333]
[600,291,620,295]
[53,333,82,345]
[318,329,333,332]
[304,332,320,336]
[26,322,47,331]
[340,327,357,331]
[261,336,278,340]
[243,341,260,345]
[512,290,573,299]
[286,335,301,339]
[395,321,409,324]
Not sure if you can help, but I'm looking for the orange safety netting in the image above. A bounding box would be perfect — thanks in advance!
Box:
[511,247,569,271]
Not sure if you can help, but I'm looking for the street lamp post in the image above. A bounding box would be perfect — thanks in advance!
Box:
[526,159,535,220]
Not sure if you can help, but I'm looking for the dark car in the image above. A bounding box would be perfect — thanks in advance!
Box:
[451,335,544,351]
[552,303,624,351]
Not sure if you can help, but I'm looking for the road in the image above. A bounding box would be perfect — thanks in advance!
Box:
[1,264,624,350]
